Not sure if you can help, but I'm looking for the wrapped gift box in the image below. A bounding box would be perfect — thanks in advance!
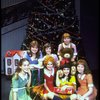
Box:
[54,87,74,95]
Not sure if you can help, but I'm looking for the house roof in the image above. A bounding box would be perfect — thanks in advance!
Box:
[5,50,25,57]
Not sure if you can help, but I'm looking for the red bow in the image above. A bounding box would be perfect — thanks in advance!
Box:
[60,58,70,66]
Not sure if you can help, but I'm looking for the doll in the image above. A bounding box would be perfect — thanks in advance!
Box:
[69,62,77,91]
[59,48,73,67]
[9,58,32,100]
[57,33,77,62]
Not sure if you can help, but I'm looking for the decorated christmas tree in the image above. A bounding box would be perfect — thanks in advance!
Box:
[21,0,85,58]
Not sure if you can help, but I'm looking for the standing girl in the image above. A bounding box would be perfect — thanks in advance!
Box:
[23,40,44,86]
[9,58,32,100]
[42,43,58,64]
[76,59,97,100]
[57,33,77,62]
[24,40,43,66]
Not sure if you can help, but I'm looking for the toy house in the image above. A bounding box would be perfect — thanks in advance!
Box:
[5,50,27,76]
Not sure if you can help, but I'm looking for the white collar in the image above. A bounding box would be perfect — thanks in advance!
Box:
[19,73,28,80]
[78,74,86,80]
[44,68,54,77]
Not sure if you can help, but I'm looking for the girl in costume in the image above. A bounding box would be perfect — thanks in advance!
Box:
[42,43,58,66]
[9,58,32,100]
[56,64,76,93]
[72,59,97,100]
[57,33,77,62]
[24,40,43,66]
[23,40,44,87]
[43,55,59,99]
[55,64,76,100]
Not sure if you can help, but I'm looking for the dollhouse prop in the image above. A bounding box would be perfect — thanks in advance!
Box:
[5,50,44,86]
[5,50,27,76]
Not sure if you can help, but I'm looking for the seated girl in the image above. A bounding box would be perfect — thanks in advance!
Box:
[70,59,97,100]
[9,58,32,100]
[55,64,76,95]
[43,55,59,100]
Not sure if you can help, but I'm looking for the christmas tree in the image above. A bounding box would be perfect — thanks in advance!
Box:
[21,0,85,58]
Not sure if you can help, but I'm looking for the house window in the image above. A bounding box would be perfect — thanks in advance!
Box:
[7,59,11,66]
[15,59,19,66]
[7,68,12,74]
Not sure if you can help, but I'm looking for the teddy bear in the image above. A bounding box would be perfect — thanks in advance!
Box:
[59,48,73,66]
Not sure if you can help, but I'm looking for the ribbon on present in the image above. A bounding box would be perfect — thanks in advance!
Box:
[54,87,74,95]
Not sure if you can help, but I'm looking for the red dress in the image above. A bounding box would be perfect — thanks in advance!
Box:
[43,68,56,94]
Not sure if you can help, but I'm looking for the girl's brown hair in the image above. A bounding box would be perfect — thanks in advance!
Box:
[43,43,52,56]
[28,40,40,58]
[61,33,71,42]
[77,59,91,74]
[14,58,29,79]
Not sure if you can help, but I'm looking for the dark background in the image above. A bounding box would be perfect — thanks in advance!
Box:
[80,0,99,99]
[1,0,99,100]
[80,0,99,70]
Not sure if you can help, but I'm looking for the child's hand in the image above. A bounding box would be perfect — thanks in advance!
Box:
[57,70,63,78]
[61,85,73,91]
[61,85,67,91]
[57,70,62,74]
[70,94,77,100]
[47,92,59,99]
[77,94,82,100]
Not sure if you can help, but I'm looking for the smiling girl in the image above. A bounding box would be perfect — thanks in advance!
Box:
[57,33,77,62]
[9,58,32,100]
[43,55,59,99]
[76,59,97,100]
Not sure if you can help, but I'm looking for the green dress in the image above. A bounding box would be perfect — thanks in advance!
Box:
[9,74,32,100]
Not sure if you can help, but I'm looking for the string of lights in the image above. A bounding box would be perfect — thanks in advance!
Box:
[21,0,83,55]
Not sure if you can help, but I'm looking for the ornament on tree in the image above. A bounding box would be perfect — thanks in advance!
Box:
[21,0,84,57]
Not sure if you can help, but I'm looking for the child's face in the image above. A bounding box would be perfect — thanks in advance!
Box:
[31,46,38,54]
[63,68,70,76]
[20,61,30,73]
[63,37,71,44]
[46,61,53,71]
[77,64,84,74]
[45,47,51,55]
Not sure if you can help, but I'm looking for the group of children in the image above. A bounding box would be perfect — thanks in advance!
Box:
[9,33,97,100]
